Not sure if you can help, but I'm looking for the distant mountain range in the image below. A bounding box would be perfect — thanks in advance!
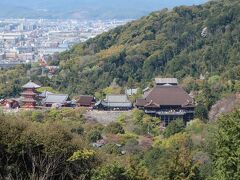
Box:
[0,0,207,19]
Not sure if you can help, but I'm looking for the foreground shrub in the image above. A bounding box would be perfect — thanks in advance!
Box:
[103,143,122,155]
[87,130,102,142]
[105,122,125,134]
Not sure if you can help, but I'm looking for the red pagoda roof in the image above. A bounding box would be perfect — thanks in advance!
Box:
[21,99,36,103]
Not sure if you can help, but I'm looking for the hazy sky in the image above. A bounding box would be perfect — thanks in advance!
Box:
[0,0,208,19]
[2,0,207,7]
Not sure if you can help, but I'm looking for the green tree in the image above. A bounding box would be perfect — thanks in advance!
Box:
[87,130,102,142]
[163,119,185,138]
[92,163,133,180]
[105,122,125,134]
[213,110,240,179]
[31,111,44,122]
[103,143,122,155]
[195,103,209,122]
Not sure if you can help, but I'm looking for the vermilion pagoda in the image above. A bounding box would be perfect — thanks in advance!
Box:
[21,81,41,108]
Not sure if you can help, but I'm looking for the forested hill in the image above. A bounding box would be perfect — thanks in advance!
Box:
[52,0,239,95]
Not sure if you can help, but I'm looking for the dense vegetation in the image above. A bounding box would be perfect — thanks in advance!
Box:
[43,0,240,96]
[0,108,147,179]
[0,108,239,179]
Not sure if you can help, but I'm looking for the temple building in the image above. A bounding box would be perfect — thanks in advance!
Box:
[42,94,72,107]
[94,94,132,111]
[76,95,95,107]
[136,78,195,126]
[0,99,20,109]
[21,81,41,108]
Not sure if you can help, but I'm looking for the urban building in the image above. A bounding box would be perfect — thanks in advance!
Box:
[0,19,129,69]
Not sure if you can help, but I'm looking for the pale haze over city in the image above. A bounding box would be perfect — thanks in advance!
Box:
[0,0,206,67]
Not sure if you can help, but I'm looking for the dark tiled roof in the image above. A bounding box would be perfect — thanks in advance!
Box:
[105,95,130,103]
[145,100,159,107]
[95,95,132,108]
[77,95,94,106]
[43,94,69,104]
[136,85,194,107]
[136,98,148,106]
[105,95,132,107]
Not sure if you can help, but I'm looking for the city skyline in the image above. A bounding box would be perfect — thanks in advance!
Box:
[0,19,129,68]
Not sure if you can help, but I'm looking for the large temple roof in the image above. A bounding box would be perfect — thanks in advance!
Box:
[22,81,41,89]
[136,85,194,107]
